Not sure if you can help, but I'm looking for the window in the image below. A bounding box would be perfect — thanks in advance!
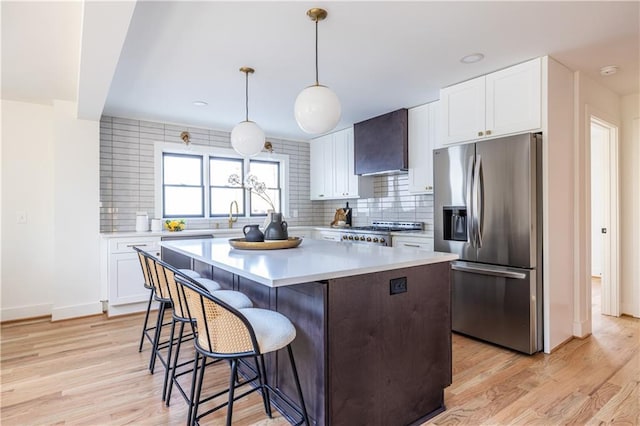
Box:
[156,144,288,220]
[248,160,280,216]
[162,153,204,218]
[210,157,244,216]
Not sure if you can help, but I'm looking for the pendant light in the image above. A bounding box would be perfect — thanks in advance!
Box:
[231,67,265,157]
[294,8,341,135]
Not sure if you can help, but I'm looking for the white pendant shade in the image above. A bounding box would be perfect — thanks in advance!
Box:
[294,84,341,134]
[231,120,265,157]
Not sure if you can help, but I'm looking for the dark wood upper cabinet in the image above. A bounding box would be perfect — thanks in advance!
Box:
[353,108,408,175]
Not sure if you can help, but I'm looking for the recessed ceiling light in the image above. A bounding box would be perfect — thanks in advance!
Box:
[599,65,619,76]
[460,53,485,64]
[192,100,208,107]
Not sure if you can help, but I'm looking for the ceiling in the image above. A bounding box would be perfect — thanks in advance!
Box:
[2,1,639,141]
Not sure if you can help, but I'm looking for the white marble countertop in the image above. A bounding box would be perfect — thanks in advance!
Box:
[160,237,457,287]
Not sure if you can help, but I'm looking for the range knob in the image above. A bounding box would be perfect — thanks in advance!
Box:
[366,237,372,242]
[359,236,365,241]
[373,237,379,243]
[380,238,386,244]
[342,235,348,240]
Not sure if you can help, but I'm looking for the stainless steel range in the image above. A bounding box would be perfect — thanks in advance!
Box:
[340,221,423,246]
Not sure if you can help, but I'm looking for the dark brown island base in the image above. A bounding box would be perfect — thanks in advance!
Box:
[161,238,457,425]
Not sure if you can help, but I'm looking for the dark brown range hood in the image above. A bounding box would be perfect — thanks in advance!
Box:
[354,108,408,176]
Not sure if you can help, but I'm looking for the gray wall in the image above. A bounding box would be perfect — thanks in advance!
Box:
[99,116,433,235]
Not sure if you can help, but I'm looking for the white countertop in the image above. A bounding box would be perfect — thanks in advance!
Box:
[160,237,457,287]
[100,226,314,239]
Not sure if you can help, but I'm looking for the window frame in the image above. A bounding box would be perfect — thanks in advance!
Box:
[161,152,205,218]
[154,143,289,220]
[209,156,246,218]
[248,159,281,217]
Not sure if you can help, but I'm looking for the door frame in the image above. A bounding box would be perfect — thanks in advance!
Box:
[587,111,620,317]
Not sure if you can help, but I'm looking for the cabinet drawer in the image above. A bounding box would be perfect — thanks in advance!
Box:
[110,237,160,254]
[392,236,434,251]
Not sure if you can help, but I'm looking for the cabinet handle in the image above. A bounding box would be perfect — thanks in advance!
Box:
[319,194,324,197]
[426,185,433,190]
[127,244,147,247]
[403,243,421,248]
[486,130,492,135]
[478,131,484,137]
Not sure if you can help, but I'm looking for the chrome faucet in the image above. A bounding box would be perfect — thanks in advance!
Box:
[229,200,239,228]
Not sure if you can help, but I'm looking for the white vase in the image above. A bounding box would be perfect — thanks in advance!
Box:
[262,210,274,231]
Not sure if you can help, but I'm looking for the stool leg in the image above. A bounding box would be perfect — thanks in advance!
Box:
[187,352,200,426]
[191,353,207,426]
[138,289,154,352]
[287,345,310,426]
[226,359,239,426]
[162,317,177,401]
[149,301,166,373]
[258,355,273,418]
[166,321,185,406]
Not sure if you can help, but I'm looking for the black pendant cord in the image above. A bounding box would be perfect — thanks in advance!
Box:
[315,19,319,86]
[244,71,249,121]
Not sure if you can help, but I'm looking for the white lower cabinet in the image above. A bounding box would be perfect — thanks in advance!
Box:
[313,229,343,242]
[289,228,313,239]
[391,235,434,251]
[105,236,160,316]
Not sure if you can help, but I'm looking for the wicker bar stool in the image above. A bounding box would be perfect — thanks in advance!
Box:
[133,246,201,353]
[178,275,310,426]
[134,246,160,353]
[154,258,253,405]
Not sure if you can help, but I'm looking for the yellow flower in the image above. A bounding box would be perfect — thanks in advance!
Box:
[165,219,185,231]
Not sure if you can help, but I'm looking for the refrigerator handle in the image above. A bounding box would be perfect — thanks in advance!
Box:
[466,155,475,247]
[474,154,483,248]
[451,263,527,279]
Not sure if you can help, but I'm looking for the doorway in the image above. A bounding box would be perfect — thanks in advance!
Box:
[590,116,620,317]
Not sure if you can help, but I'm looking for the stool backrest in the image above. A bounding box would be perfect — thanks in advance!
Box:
[134,246,154,289]
[154,259,191,320]
[176,275,260,356]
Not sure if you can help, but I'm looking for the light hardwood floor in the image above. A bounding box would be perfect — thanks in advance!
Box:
[1,280,638,425]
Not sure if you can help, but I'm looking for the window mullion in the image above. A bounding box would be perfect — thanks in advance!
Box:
[204,154,211,218]
[243,159,251,218]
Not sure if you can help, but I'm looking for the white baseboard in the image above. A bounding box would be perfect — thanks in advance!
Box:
[107,300,159,317]
[573,319,592,338]
[0,303,53,322]
[51,302,103,321]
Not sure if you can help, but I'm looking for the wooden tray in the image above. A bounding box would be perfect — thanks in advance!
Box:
[228,237,302,250]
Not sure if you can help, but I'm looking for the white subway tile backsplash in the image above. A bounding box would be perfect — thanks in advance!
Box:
[100,116,433,233]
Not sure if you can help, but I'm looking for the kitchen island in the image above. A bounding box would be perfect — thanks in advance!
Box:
[161,238,458,426]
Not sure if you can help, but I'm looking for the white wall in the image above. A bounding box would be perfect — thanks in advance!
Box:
[620,93,640,317]
[573,72,622,334]
[0,99,102,321]
[51,101,101,320]
[542,56,576,352]
[1,100,56,319]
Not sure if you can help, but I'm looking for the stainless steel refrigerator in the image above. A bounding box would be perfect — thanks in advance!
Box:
[434,133,542,354]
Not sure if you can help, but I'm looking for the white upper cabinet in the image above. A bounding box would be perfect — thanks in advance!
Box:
[310,134,334,200]
[440,57,542,146]
[440,76,486,145]
[310,128,373,200]
[408,101,439,194]
[486,58,542,137]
